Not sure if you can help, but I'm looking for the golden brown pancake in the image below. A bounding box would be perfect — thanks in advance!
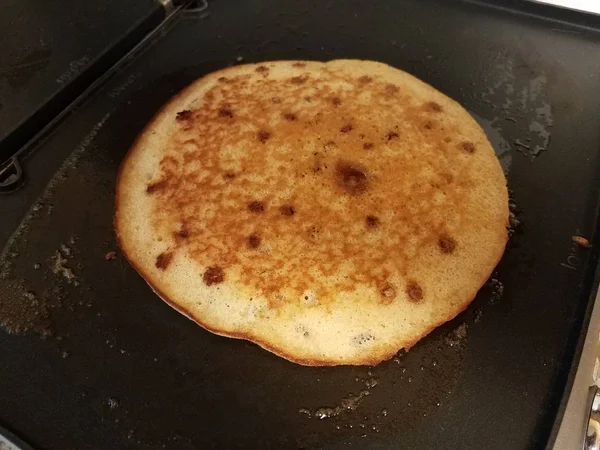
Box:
[115,60,509,366]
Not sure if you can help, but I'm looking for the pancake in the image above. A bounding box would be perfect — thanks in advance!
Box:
[115,60,508,366]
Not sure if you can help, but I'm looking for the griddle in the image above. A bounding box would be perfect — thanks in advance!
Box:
[2,0,600,448]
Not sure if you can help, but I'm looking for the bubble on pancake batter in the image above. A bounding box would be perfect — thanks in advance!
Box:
[302,290,318,306]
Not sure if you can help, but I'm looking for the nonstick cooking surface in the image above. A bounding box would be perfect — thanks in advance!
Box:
[2,1,600,449]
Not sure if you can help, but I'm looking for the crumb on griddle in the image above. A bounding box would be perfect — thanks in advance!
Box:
[104,251,117,261]
[572,235,592,248]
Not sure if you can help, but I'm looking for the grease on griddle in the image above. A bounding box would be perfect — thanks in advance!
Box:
[341,330,465,435]
[445,323,468,348]
[0,280,53,335]
[52,249,78,285]
[473,308,484,323]
[299,375,379,420]
[299,389,371,420]
[470,272,506,325]
[0,231,82,335]
[107,397,120,409]
[60,243,71,257]
[479,57,554,158]
[508,199,521,231]
[487,278,504,303]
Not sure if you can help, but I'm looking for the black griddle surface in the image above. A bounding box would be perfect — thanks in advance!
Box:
[0,0,163,162]
[2,1,600,449]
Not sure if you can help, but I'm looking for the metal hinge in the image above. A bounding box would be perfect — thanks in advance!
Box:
[160,0,208,14]
[183,0,208,13]
[0,157,24,193]
[157,0,175,14]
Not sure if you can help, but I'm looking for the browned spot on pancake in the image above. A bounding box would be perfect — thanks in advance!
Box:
[387,131,399,140]
[176,110,192,121]
[312,151,325,173]
[444,137,452,143]
[336,160,368,195]
[255,65,269,73]
[292,62,306,68]
[324,140,336,149]
[218,107,234,118]
[203,266,224,286]
[290,75,308,84]
[304,96,312,103]
[331,96,342,106]
[223,171,236,180]
[217,77,227,83]
[283,112,297,121]
[160,155,178,169]
[426,101,443,112]
[384,84,399,95]
[248,233,261,249]
[174,227,190,240]
[380,282,397,304]
[363,142,374,150]
[257,130,271,142]
[146,180,167,194]
[271,96,282,104]
[155,251,173,270]
[358,75,373,84]
[340,124,353,133]
[439,235,456,254]
[280,204,295,216]
[366,215,379,229]
[308,225,319,240]
[442,173,453,184]
[406,281,423,302]
[309,112,324,126]
[424,121,433,130]
[461,142,475,153]
[248,201,265,213]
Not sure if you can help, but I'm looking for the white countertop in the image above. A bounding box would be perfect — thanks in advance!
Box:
[533,0,600,14]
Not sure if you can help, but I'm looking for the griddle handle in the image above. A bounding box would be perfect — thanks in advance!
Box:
[585,385,600,450]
